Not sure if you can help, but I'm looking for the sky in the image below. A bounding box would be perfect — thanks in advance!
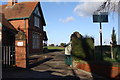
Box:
[1,0,119,46]
[40,2,118,45]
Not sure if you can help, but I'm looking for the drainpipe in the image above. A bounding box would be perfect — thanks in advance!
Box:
[24,19,29,68]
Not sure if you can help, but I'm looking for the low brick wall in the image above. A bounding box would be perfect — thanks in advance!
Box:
[75,61,120,79]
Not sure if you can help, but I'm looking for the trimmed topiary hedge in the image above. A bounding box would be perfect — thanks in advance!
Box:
[71,32,94,60]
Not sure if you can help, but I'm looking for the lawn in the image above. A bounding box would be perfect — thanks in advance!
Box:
[47,46,64,51]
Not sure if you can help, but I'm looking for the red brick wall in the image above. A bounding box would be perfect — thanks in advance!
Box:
[15,40,27,68]
[9,19,29,39]
[75,62,120,79]
[9,15,44,54]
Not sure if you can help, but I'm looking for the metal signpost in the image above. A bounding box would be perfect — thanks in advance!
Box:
[93,12,108,60]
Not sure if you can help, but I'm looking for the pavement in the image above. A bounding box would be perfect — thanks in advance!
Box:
[2,51,107,80]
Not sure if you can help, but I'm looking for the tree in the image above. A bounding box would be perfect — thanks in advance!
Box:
[111,27,117,45]
[94,0,119,13]
[110,27,117,59]
[60,43,66,47]
[49,44,55,47]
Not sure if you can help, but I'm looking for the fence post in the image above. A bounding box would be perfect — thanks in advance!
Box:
[8,46,10,65]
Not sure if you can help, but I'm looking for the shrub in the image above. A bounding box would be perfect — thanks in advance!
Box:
[49,44,55,47]
[60,43,66,47]
[71,32,94,60]
[82,37,94,60]
[72,36,86,59]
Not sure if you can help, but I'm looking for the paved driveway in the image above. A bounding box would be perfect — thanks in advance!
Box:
[2,51,100,80]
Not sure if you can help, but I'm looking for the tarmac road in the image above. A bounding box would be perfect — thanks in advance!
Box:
[2,51,105,80]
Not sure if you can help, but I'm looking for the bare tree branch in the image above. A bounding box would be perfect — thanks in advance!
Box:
[94,0,119,14]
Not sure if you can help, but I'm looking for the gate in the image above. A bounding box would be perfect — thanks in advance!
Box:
[2,46,15,67]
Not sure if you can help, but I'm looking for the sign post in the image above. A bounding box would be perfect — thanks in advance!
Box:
[100,22,103,59]
[93,12,108,60]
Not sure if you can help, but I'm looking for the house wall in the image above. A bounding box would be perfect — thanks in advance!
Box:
[28,14,44,54]
[9,15,44,54]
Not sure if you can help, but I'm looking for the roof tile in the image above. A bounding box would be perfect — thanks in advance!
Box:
[0,13,17,31]
[1,2,38,19]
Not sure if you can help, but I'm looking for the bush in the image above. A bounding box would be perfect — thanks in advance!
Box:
[82,37,94,60]
[114,45,120,61]
[71,32,94,60]
[72,36,86,59]
[49,44,55,47]
[60,43,66,47]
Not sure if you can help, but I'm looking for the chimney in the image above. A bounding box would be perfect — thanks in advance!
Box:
[7,0,17,6]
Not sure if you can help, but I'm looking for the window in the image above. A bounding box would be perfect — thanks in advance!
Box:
[34,6,41,16]
[32,32,40,49]
[34,6,41,27]
[34,16,39,27]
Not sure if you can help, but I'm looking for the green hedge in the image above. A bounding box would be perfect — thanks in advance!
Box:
[71,32,94,60]
[72,36,86,59]
[95,45,120,62]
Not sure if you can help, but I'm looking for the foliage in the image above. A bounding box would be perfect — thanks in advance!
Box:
[113,46,120,60]
[111,28,117,59]
[71,32,94,60]
[49,44,55,47]
[82,37,94,60]
[95,45,120,62]
[60,43,66,47]
[111,27,117,45]
[104,57,118,63]
[72,36,86,59]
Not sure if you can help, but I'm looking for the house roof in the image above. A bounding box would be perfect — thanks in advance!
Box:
[1,2,46,26]
[0,13,17,33]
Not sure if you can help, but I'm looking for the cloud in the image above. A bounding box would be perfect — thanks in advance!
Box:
[59,16,75,23]
[74,0,119,17]
[74,2,104,17]
[41,0,120,2]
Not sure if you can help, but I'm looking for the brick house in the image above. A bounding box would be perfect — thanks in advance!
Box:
[1,0,46,68]
[1,1,46,54]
